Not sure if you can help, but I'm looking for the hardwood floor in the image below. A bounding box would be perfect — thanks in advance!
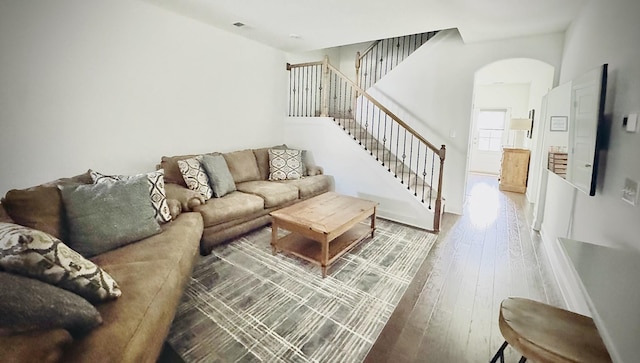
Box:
[364,173,564,363]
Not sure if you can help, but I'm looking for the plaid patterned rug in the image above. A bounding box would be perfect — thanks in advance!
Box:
[167,219,437,362]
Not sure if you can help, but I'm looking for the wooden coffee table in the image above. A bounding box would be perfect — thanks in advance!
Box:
[270,192,378,278]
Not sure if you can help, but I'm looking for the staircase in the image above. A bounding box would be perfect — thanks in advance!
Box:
[286,31,444,231]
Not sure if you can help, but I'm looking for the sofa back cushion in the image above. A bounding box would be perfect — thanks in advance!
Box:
[223,149,261,184]
[159,154,198,187]
[253,144,287,181]
[0,172,92,241]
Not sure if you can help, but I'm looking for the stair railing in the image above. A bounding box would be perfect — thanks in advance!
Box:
[286,57,445,231]
[355,31,438,90]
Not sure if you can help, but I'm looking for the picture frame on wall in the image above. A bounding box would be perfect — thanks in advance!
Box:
[550,116,568,132]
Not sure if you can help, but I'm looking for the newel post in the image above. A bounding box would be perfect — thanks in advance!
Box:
[320,56,330,117]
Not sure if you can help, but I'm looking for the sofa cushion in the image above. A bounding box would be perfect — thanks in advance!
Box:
[90,169,172,224]
[268,148,304,181]
[253,144,287,180]
[223,149,261,183]
[159,154,198,187]
[278,174,331,199]
[60,177,162,257]
[200,154,236,198]
[194,191,264,226]
[0,172,92,241]
[68,212,203,363]
[236,181,299,208]
[0,222,122,303]
[0,272,102,337]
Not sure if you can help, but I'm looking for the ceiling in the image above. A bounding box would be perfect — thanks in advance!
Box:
[141,0,588,53]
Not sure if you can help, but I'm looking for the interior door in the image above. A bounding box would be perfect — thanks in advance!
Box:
[568,70,600,193]
[469,109,508,174]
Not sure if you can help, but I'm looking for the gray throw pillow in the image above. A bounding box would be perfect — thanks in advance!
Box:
[59,176,161,257]
[0,272,102,337]
[200,154,237,198]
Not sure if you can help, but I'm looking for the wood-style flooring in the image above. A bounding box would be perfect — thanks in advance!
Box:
[364,173,564,363]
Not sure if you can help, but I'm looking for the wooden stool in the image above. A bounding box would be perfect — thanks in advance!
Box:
[490,297,612,363]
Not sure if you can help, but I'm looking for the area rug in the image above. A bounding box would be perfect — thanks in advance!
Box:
[167,218,437,363]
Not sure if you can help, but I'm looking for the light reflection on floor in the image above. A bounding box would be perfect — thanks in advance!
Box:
[466,174,500,228]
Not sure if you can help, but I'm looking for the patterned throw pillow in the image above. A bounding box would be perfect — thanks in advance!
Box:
[268,148,304,181]
[89,169,172,224]
[0,223,122,303]
[178,156,213,200]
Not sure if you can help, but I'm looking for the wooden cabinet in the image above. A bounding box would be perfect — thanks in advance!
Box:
[499,148,530,193]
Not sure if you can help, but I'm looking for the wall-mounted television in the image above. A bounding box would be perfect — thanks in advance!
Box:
[546,64,608,196]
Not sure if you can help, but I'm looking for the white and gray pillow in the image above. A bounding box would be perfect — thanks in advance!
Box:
[268,148,304,181]
[89,169,172,224]
[59,176,162,257]
[178,156,213,200]
[0,222,122,303]
[200,154,236,198]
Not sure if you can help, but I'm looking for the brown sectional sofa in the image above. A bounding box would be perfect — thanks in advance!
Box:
[0,173,203,363]
[0,145,330,362]
[160,146,332,255]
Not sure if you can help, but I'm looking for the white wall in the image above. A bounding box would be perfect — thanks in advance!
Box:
[540,0,640,249]
[0,0,287,194]
[366,29,565,214]
[284,117,438,230]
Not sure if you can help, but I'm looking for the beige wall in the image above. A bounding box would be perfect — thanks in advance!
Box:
[0,0,287,194]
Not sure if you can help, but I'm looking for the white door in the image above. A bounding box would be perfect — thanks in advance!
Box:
[469,109,508,174]
[567,68,601,194]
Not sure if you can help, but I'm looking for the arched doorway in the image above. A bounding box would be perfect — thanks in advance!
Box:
[467,58,555,203]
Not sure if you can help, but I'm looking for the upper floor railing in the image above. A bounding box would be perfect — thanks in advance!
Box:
[356,31,438,90]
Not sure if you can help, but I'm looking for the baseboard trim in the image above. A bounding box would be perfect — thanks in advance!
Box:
[539,226,590,315]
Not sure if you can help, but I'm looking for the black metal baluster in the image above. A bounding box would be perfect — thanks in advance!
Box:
[375,108,382,160]
[304,66,310,116]
[414,143,420,196]
[343,78,348,124]
[317,66,323,117]
[382,114,388,166]
[315,65,320,116]
[358,96,365,145]
[395,123,400,177]
[421,148,428,203]
[299,67,304,116]
[408,135,414,190]
[429,152,435,209]
[401,130,407,184]
[394,37,400,69]
[387,116,393,172]
[364,99,370,151]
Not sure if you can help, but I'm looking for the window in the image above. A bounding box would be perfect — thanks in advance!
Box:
[477,110,506,151]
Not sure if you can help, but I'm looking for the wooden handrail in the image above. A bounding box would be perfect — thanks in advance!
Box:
[325,62,442,155]
[358,40,381,62]
[286,61,323,70]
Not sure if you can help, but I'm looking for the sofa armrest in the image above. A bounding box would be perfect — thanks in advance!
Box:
[165,184,205,211]
[0,329,73,363]
[166,199,182,220]
[306,165,324,176]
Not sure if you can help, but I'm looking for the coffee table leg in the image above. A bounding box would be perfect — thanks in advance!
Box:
[271,220,278,255]
[371,206,377,238]
[321,238,328,278]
